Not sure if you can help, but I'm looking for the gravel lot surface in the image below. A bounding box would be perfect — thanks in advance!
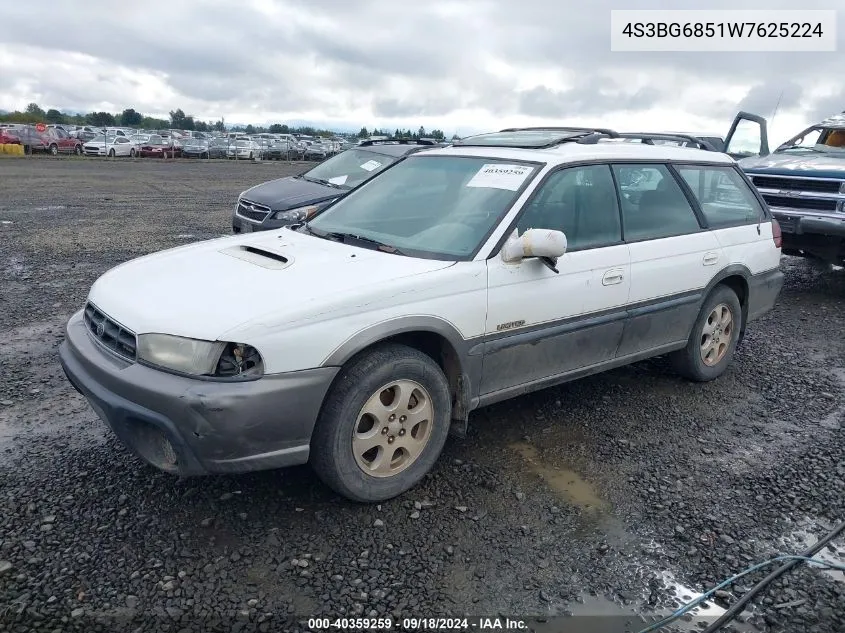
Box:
[1,156,843,633]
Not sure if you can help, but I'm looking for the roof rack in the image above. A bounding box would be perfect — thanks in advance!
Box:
[612,133,720,151]
[358,138,438,146]
[452,127,620,149]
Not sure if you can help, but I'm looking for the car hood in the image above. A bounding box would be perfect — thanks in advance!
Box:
[87,228,455,342]
[739,152,845,179]
[240,176,339,210]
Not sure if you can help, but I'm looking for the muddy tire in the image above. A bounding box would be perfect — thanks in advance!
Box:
[310,343,452,503]
[671,285,742,382]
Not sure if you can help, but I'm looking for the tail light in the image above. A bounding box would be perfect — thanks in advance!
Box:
[771,218,782,249]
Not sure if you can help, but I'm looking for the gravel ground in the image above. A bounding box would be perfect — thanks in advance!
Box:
[0,156,843,633]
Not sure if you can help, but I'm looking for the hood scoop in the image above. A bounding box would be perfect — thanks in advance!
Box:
[220,245,294,269]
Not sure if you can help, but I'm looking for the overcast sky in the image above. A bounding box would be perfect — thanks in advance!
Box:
[0,0,842,143]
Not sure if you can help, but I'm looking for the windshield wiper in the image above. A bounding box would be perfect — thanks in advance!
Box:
[300,174,344,188]
[323,231,405,255]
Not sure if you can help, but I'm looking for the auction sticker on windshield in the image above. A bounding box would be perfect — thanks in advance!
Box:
[360,160,382,171]
[466,164,534,191]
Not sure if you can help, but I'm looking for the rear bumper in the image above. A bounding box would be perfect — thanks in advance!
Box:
[58,309,339,476]
[747,267,784,322]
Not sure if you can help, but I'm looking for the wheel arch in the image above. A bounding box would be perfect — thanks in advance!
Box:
[321,317,479,432]
[703,265,751,339]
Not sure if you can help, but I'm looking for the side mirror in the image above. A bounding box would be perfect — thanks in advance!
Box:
[501,228,568,272]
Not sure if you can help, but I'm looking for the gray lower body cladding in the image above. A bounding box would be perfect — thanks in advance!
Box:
[58,310,338,476]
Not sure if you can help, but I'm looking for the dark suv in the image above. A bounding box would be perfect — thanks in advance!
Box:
[232,139,443,233]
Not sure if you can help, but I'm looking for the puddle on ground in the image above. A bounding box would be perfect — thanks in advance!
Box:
[784,530,845,584]
[550,576,762,633]
[511,442,607,512]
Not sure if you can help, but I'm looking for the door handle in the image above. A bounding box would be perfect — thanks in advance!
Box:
[602,268,624,285]
[702,252,719,266]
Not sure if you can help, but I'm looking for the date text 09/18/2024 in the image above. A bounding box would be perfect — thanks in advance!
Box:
[307,617,528,630]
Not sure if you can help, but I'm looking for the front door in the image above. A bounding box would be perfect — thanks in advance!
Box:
[481,163,631,397]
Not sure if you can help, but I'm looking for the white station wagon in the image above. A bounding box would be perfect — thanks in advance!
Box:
[59,128,784,502]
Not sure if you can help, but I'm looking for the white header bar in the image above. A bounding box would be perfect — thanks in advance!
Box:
[610,10,837,52]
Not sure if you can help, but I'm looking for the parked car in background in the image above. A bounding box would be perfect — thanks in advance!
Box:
[304,141,331,161]
[232,139,440,233]
[138,135,168,158]
[8,125,50,154]
[227,139,260,160]
[0,129,22,145]
[263,138,295,160]
[737,110,845,266]
[83,134,137,157]
[42,127,84,155]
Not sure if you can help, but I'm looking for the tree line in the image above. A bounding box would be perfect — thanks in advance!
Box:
[0,103,454,139]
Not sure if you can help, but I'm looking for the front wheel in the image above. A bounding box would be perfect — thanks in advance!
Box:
[671,285,742,382]
[108,149,115,157]
[74,145,82,156]
[310,344,452,502]
[49,144,58,156]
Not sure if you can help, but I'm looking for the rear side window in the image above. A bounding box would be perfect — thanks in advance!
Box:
[611,164,701,241]
[676,165,764,228]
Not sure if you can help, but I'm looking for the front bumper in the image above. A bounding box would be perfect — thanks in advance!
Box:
[58,310,339,476]
[231,212,294,233]
[771,210,845,238]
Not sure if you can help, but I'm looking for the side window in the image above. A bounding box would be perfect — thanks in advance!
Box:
[611,164,701,241]
[516,164,621,250]
[677,165,763,229]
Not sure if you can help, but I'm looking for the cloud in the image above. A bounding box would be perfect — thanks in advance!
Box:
[0,0,843,139]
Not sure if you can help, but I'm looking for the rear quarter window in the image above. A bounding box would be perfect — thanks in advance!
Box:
[676,165,763,229]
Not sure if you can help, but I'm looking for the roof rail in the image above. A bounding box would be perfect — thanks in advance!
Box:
[358,138,438,146]
[454,126,620,149]
[612,133,720,151]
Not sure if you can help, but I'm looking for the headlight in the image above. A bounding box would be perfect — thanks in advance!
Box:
[273,204,319,221]
[137,334,263,378]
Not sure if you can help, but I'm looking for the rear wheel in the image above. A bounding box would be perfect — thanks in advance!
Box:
[49,143,58,156]
[74,145,82,156]
[310,344,452,502]
[129,148,136,158]
[201,152,209,159]
[671,285,742,382]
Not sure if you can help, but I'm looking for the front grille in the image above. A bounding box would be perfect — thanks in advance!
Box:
[83,302,137,361]
[761,195,838,212]
[751,175,842,194]
[236,198,271,222]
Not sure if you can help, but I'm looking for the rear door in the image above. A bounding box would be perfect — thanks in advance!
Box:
[611,162,723,357]
[723,111,770,159]
[674,163,779,275]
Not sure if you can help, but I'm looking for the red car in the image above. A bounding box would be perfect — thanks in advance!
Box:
[138,135,167,158]
[42,127,84,155]
[0,129,21,144]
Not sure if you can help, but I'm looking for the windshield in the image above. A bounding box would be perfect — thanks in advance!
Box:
[776,126,845,154]
[306,155,541,260]
[304,148,398,189]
